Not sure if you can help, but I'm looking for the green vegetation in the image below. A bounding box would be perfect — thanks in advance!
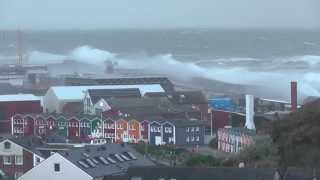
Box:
[186,155,221,167]
[271,104,320,167]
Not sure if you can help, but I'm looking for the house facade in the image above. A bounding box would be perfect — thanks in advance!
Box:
[174,121,206,146]
[18,144,155,180]
[217,128,255,153]
[128,119,141,143]
[0,139,45,180]
[115,119,129,143]
[149,121,162,145]
[11,113,205,146]
[0,94,41,133]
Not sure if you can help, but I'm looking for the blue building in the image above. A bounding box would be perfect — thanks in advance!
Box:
[209,98,235,111]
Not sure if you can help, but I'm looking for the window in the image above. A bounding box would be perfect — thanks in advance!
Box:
[191,127,194,132]
[54,163,60,172]
[196,127,200,132]
[3,156,12,165]
[15,156,23,165]
[4,142,11,149]
[159,178,165,180]
[196,136,200,142]
[186,136,189,142]
[36,157,41,163]
[157,127,161,132]
[191,136,195,142]
[186,127,189,132]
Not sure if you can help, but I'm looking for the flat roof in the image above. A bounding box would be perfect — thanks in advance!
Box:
[0,94,40,102]
[49,84,165,100]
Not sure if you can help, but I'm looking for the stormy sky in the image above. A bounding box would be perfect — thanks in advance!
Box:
[0,0,319,30]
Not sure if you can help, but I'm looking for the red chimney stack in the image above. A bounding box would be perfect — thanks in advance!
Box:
[291,81,297,112]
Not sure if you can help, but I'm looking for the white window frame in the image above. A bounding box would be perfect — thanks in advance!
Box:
[186,127,189,132]
[15,155,23,165]
[186,136,189,142]
[3,156,12,165]
[196,127,200,132]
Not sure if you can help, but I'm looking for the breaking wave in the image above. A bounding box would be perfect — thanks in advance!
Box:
[9,45,320,98]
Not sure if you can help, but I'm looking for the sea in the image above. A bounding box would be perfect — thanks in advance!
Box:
[0,29,320,100]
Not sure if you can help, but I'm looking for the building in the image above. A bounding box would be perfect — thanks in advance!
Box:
[18,144,155,180]
[83,88,141,115]
[0,94,41,133]
[0,137,46,180]
[217,127,256,153]
[11,113,206,146]
[209,97,236,112]
[64,77,175,93]
[43,85,165,113]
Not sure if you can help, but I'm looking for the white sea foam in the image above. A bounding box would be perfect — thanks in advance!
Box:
[19,46,320,97]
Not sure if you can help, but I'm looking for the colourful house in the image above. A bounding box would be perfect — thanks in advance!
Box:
[140,120,149,142]
[56,115,68,137]
[35,115,46,136]
[68,117,80,139]
[23,115,35,136]
[115,119,128,143]
[79,117,91,139]
[103,119,115,143]
[91,117,103,138]
[11,114,24,136]
[46,115,56,131]
[128,119,141,143]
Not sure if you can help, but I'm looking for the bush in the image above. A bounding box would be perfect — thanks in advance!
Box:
[186,154,221,167]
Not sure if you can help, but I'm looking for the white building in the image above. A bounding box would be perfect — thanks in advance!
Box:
[18,144,155,180]
[43,84,164,113]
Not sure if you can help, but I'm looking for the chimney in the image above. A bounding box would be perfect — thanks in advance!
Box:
[291,81,297,112]
[245,94,255,130]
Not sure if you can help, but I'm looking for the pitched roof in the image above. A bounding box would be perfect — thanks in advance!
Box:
[49,84,164,100]
[0,94,40,102]
[88,88,141,104]
[1,136,46,158]
[59,144,155,178]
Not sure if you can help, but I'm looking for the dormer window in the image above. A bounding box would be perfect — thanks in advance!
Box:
[4,142,11,149]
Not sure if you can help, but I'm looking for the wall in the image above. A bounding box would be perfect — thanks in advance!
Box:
[0,101,41,133]
[18,153,92,180]
[0,140,33,178]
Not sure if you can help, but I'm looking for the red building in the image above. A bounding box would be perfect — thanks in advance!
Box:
[68,117,80,139]
[140,120,150,142]
[212,110,231,131]
[0,94,41,133]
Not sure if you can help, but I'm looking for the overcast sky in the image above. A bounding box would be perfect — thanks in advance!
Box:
[1,0,319,30]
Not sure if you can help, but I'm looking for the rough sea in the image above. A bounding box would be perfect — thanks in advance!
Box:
[1,29,320,100]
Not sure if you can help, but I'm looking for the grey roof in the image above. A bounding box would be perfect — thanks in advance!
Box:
[59,144,155,178]
[64,77,175,92]
[88,88,141,104]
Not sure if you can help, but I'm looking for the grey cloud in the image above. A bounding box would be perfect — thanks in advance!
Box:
[0,0,319,30]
